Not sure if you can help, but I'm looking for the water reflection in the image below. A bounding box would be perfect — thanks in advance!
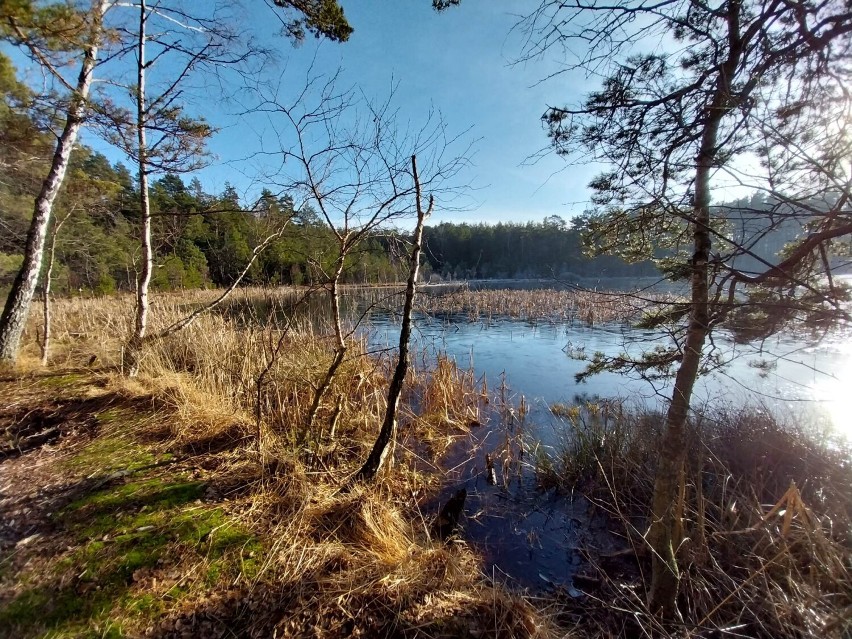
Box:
[382,311,849,590]
[218,286,848,591]
[809,340,852,439]
[366,311,849,442]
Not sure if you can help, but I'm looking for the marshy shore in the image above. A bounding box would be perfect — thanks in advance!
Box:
[0,286,849,638]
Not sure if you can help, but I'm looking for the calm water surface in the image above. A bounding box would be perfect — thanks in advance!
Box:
[363,306,850,591]
[368,312,851,440]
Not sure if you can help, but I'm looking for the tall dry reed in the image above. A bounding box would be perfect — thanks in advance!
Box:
[419,287,671,325]
[536,401,852,638]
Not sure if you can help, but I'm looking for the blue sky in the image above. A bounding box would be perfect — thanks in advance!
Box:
[4,1,760,225]
[74,1,602,225]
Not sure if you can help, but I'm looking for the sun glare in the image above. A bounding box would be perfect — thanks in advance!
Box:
[811,347,852,441]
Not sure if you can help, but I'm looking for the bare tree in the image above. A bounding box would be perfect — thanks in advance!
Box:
[128,0,153,376]
[94,1,245,375]
[96,0,361,376]
[354,154,433,482]
[252,70,471,440]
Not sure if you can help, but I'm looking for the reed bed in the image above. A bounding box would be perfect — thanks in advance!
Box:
[27,288,488,463]
[12,287,848,637]
[418,287,669,325]
[536,401,852,638]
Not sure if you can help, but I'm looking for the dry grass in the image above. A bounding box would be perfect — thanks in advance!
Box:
[1,288,563,638]
[419,287,667,325]
[13,287,849,637]
[537,402,852,638]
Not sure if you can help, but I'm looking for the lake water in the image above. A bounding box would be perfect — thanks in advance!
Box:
[361,301,850,591]
[234,282,848,590]
[367,311,851,442]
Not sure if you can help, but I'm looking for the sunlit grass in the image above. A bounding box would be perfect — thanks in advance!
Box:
[0,288,558,638]
[9,286,849,638]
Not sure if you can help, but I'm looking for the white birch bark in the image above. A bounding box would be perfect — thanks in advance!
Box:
[0,0,109,364]
[126,0,152,377]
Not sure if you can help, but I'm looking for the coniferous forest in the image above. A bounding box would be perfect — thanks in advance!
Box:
[0,145,656,297]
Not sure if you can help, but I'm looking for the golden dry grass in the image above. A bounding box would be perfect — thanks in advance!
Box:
[1,287,564,638]
[418,287,667,324]
[535,401,852,638]
[12,287,848,638]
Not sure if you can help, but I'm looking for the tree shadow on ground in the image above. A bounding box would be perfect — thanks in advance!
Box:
[0,378,240,638]
[0,377,165,458]
[0,462,257,639]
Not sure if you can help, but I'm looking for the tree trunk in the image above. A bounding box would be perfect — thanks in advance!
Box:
[126,0,151,377]
[39,213,70,366]
[0,1,107,365]
[646,0,742,615]
[304,254,348,435]
[354,155,433,482]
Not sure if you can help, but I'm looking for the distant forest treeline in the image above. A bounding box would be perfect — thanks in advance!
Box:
[1,146,416,294]
[1,57,807,296]
[3,148,810,295]
[421,217,657,280]
[4,43,815,296]
[1,148,658,295]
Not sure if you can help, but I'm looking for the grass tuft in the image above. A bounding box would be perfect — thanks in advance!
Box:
[535,402,852,638]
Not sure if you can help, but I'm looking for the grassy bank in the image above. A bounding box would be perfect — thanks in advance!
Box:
[0,289,550,638]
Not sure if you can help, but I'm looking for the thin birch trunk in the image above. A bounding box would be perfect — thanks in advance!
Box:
[40,212,70,366]
[126,0,151,377]
[354,155,433,482]
[0,0,108,364]
[304,254,347,436]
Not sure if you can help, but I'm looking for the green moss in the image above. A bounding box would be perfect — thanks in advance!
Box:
[62,437,157,475]
[62,478,207,542]
[240,552,263,580]
[64,482,261,583]
[61,408,161,475]
[205,562,222,584]
[1,500,264,637]
[0,585,119,639]
[124,593,162,616]
[69,477,205,513]
[1,385,266,639]
[36,373,86,389]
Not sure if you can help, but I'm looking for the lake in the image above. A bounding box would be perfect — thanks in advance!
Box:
[359,290,850,591]
[366,310,851,442]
